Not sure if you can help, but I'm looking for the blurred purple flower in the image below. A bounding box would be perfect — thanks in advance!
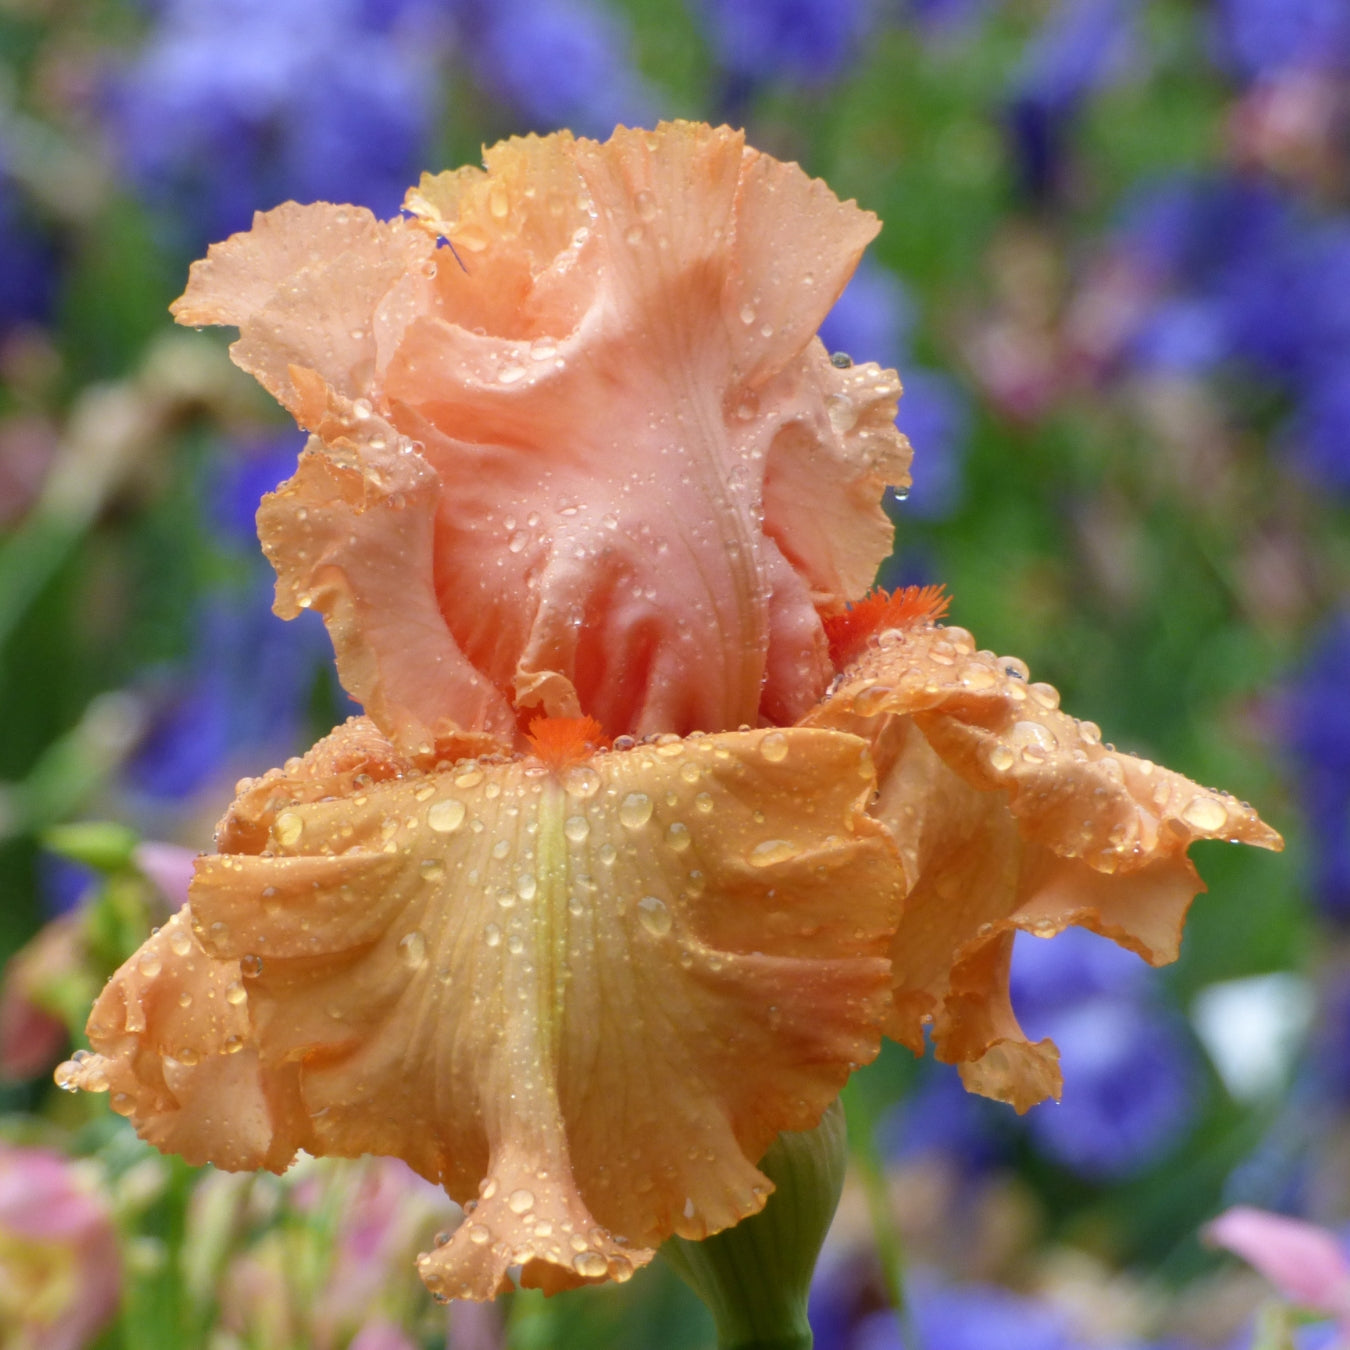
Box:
[1110,176,1316,380]
[894,368,970,517]
[132,841,196,909]
[1007,0,1140,200]
[1283,614,1350,920]
[879,1059,1009,1171]
[209,433,305,543]
[1011,930,1199,1179]
[1010,926,1150,1013]
[1024,997,1199,1179]
[109,0,439,247]
[1211,0,1350,83]
[0,1144,120,1350]
[35,852,97,917]
[695,0,879,87]
[819,258,917,373]
[465,0,654,137]
[855,1279,1077,1350]
[0,139,56,331]
[127,439,349,803]
[1288,370,1350,492]
[906,0,999,40]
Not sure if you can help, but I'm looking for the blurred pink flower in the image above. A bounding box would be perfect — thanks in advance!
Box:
[348,1321,422,1350]
[1206,1205,1350,1341]
[0,917,79,1080]
[0,1144,120,1350]
[132,841,197,910]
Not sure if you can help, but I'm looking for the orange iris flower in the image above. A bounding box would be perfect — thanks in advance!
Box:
[59,122,1281,1303]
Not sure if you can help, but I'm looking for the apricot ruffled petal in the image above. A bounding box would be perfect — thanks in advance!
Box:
[61,910,302,1172]
[807,619,1282,1110]
[256,392,517,756]
[70,717,901,1299]
[174,122,910,740]
[170,203,434,419]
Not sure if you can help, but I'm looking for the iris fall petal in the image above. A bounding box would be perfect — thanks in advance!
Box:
[808,613,1283,1111]
[64,717,902,1299]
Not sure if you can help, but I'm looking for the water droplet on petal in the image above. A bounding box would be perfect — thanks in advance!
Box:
[825,393,857,432]
[760,732,789,763]
[225,980,247,1006]
[1181,796,1228,832]
[573,1251,608,1278]
[987,744,1015,773]
[637,895,672,937]
[429,799,467,831]
[508,1188,535,1214]
[564,815,590,843]
[749,839,797,867]
[137,951,162,978]
[563,766,601,799]
[240,954,264,979]
[1029,682,1060,710]
[275,811,303,847]
[619,793,653,829]
[398,930,428,969]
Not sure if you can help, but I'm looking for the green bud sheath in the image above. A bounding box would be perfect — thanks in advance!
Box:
[662,1098,848,1350]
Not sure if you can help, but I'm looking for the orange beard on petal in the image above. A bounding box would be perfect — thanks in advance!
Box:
[62,716,903,1300]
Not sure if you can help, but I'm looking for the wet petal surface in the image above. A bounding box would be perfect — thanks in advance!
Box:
[808,616,1282,1111]
[172,122,910,742]
[63,717,901,1298]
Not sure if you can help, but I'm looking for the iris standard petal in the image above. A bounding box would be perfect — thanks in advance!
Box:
[172,122,910,741]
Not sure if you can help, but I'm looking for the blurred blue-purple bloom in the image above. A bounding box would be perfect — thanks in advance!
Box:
[1283,614,1350,921]
[127,438,346,803]
[855,1280,1078,1350]
[109,0,440,247]
[463,0,654,137]
[1012,929,1200,1179]
[0,139,56,331]
[1007,0,1140,200]
[695,0,879,86]
[1211,0,1350,83]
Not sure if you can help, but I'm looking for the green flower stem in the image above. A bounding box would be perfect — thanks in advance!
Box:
[662,1099,848,1350]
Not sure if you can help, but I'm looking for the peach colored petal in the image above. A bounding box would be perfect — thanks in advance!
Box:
[64,716,902,1300]
[256,393,517,757]
[170,203,434,419]
[806,615,1282,1111]
[60,910,299,1171]
[173,122,910,741]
